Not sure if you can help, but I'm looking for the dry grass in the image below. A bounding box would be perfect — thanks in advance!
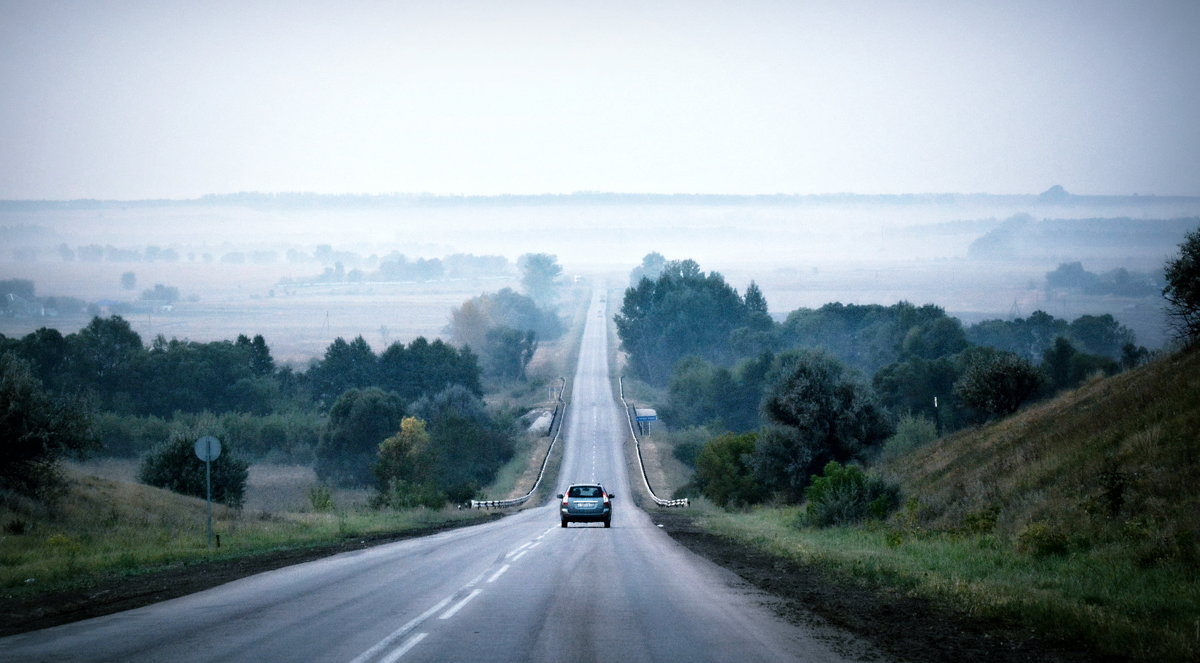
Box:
[884,349,1200,546]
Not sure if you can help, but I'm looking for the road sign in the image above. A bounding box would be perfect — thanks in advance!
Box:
[635,408,658,422]
[195,436,222,462]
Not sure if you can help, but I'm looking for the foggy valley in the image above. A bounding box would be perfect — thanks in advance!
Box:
[4,2,1200,661]
[3,191,1197,360]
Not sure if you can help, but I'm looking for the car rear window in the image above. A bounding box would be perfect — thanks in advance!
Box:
[568,486,603,498]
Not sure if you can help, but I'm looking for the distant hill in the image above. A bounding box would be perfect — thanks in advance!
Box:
[885,348,1200,560]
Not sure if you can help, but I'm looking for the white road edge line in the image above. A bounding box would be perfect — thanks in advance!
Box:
[487,564,510,583]
[465,571,487,587]
[512,550,529,561]
[439,589,482,620]
[378,633,427,663]
[349,599,450,663]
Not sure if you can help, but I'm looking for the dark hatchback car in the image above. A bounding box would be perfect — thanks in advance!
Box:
[558,484,614,528]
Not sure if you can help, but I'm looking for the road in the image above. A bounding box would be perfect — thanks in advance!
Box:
[1,288,877,662]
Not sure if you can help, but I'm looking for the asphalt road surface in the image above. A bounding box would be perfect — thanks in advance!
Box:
[1,287,880,662]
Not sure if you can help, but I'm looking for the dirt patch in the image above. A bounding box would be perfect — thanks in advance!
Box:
[649,510,1119,663]
[0,517,498,638]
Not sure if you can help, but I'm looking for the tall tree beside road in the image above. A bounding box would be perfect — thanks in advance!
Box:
[615,259,754,385]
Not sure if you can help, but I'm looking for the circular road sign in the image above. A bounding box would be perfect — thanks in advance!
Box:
[195,436,222,462]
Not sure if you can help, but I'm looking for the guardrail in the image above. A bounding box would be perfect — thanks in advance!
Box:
[619,377,689,508]
[470,377,567,509]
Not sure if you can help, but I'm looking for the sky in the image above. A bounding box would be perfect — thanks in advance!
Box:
[1,0,1198,200]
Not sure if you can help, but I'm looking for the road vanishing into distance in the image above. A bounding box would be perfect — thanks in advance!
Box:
[2,288,879,663]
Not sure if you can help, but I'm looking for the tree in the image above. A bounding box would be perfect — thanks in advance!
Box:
[140,283,180,304]
[484,326,537,380]
[120,272,137,291]
[954,351,1043,418]
[518,253,563,308]
[695,432,761,508]
[374,416,433,488]
[615,260,753,384]
[67,316,143,402]
[307,336,378,405]
[408,385,514,500]
[0,353,96,499]
[314,388,405,486]
[758,350,891,469]
[629,252,667,288]
[138,432,249,507]
[1163,228,1200,347]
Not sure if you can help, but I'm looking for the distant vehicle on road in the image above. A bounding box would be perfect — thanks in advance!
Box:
[558,483,614,528]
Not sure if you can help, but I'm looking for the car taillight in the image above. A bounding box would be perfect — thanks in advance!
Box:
[561,495,569,506]
[602,493,610,505]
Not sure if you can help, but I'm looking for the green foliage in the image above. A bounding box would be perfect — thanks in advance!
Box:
[137,433,249,508]
[967,310,1135,362]
[663,353,771,432]
[880,412,938,460]
[307,484,334,512]
[953,351,1043,417]
[307,336,379,406]
[615,259,757,385]
[694,432,761,508]
[1163,227,1200,346]
[484,326,537,380]
[378,336,483,400]
[802,461,900,527]
[0,353,97,499]
[777,301,959,375]
[759,350,892,465]
[408,385,514,497]
[374,417,432,488]
[1015,522,1070,557]
[314,388,406,487]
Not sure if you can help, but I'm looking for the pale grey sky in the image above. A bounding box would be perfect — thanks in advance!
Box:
[2,0,1198,200]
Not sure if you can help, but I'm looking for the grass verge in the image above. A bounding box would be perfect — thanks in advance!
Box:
[691,504,1200,662]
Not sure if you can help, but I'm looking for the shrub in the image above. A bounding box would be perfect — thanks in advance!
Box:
[307,485,334,512]
[1016,522,1070,557]
[694,432,761,509]
[138,433,249,508]
[802,461,900,527]
[880,412,938,459]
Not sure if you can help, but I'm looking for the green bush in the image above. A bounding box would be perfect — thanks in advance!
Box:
[138,433,249,508]
[880,412,938,459]
[694,432,761,509]
[1016,522,1070,557]
[802,461,900,527]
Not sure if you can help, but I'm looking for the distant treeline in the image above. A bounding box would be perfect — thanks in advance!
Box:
[968,215,1198,261]
[617,257,1150,439]
[5,188,1199,210]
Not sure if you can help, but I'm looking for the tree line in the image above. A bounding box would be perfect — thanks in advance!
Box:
[615,238,1200,512]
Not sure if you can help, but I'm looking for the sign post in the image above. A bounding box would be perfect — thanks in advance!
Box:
[194,436,222,550]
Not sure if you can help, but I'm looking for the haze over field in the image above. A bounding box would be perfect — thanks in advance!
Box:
[2,1,1199,357]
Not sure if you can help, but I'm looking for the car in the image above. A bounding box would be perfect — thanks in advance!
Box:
[558,483,614,528]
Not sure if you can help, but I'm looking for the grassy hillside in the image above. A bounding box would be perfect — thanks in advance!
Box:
[887,348,1200,562]
[676,349,1200,662]
[0,466,483,596]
